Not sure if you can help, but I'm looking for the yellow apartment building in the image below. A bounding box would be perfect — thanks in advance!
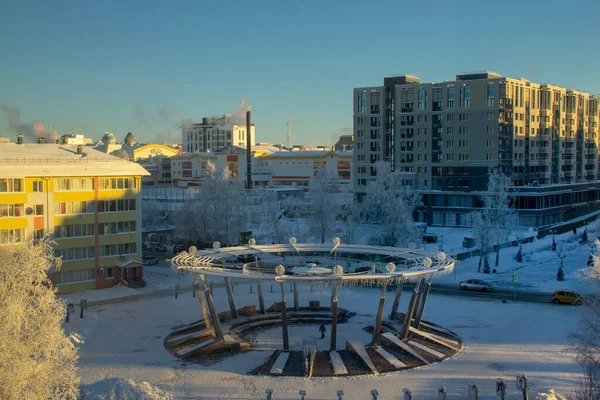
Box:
[0,142,150,293]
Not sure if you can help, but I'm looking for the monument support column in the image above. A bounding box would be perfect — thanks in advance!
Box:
[280,282,290,351]
[257,280,266,314]
[330,284,339,351]
[224,277,238,319]
[293,280,299,311]
[413,276,433,329]
[371,283,387,347]
[199,274,223,340]
[194,279,211,329]
[389,278,405,320]
[400,277,423,340]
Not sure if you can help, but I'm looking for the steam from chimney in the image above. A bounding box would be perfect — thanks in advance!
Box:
[231,99,252,124]
[2,105,60,143]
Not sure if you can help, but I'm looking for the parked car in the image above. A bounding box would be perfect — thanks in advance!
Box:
[142,255,159,266]
[552,290,583,305]
[173,244,186,255]
[422,234,438,244]
[150,243,167,252]
[462,237,476,249]
[459,279,493,292]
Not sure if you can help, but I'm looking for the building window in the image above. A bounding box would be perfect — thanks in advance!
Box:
[487,84,495,107]
[486,153,494,160]
[459,113,470,121]
[487,125,494,133]
[446,127,454,135]
[418,87,428,110]
[447,86,455,108]
[446,140,454,148]
[446,114,454,122]
[54,268,95,284]
[0,178,24,193]
[446,153,454,161]
[460,85,470,108]
[487,112,495,120]
[487,139,494,147]
[105,267,114,279]
[0,228,25,244]
[0,204,24,218]
[33,181,44,192]
[34,204,44,215]
[357,92,367,112]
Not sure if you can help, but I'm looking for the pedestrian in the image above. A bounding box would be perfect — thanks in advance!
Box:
[319,324,326,339]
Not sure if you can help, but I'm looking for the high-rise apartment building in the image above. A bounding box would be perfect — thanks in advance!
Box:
[182,115,255,153]
[0,143,150,293]
[354,72,600,227]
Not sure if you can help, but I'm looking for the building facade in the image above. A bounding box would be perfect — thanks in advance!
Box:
[171,147,353,188]
[354,72,600,227]
[0,143,150,293]
[182,115,255,153]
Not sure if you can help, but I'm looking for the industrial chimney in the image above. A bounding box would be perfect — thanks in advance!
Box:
[77,145,83,155]
[17,134,23,145]
[246,111,252,189]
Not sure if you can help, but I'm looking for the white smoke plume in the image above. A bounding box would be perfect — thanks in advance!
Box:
[230,99,252,124]
[2,105,60,142]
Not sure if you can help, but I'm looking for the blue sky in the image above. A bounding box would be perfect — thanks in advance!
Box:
[1,0,599,146]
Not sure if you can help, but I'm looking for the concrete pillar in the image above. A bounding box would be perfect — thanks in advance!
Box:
[330,285,339,351]
[413,277,433,329]
[293,280,299,311]
[224,277,238,319]
[389,279,405,320]
[194,279,211,329]
[280,282,289,351]
[257,280,266,314]
[199,274,223,340]
[371,284,387,347]
[400,277,423,340]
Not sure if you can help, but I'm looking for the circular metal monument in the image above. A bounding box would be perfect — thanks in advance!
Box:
[166,240,462,377]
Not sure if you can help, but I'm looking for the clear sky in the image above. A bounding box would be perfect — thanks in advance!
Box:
[1,0,599,146]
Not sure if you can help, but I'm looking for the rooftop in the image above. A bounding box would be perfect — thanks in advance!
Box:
[0,143,150,178]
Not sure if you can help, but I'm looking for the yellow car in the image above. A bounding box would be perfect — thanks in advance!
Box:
[552,290,583,305]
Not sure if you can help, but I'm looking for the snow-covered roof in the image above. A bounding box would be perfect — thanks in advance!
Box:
[0,143,150,178]
[171,151,217,159]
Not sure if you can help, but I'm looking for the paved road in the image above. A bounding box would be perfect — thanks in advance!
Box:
[391,282,552,304]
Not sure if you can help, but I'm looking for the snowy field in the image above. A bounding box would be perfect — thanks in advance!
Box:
[65,281,584,399]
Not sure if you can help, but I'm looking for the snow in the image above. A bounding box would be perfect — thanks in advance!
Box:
[80,378,173,400]
[374,347,406,369]
[65,280,586,399]
[329,351,348,375]
[269,352,290,375]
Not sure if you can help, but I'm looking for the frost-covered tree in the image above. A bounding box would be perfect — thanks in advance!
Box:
[175,162,244,247]
[308,169,342,243]
[257,188,284,243]
[363,162,422,247]
[471,211,491,273]
[0,239,79,399]
[568,239,600,400]
[480,168,516,266]
[339,186,361,244]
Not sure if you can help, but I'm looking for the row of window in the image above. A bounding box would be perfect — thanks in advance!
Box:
[53,268,96,285]
[98,199,137,212]
[0,228,25,244]
[0,178,24,193]
[100,178,136,190]
[0,204,24,218]
[54,246,96,261]
[54,221,137,239]
[55,201,95,215]
[54,242,137,261]
[55,178,94,191]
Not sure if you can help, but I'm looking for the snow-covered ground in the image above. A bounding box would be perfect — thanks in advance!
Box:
[66,281,584,399]
[435,225,597,294]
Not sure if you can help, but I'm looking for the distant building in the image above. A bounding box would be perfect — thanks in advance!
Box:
[335,135,354,151]
[61,134,93,145]
[171,147,352,188]
[0,143,150,293]
[0,136,10,144]
[122,144,179,186]
[124,132,137,146]
[354,71,600,227]
[182,115,255,153]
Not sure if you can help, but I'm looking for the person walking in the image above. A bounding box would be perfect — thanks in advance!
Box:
[319,324,326,339]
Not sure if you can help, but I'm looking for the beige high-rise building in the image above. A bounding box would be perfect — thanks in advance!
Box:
[182,115,255,153]
[354,72,600,227]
